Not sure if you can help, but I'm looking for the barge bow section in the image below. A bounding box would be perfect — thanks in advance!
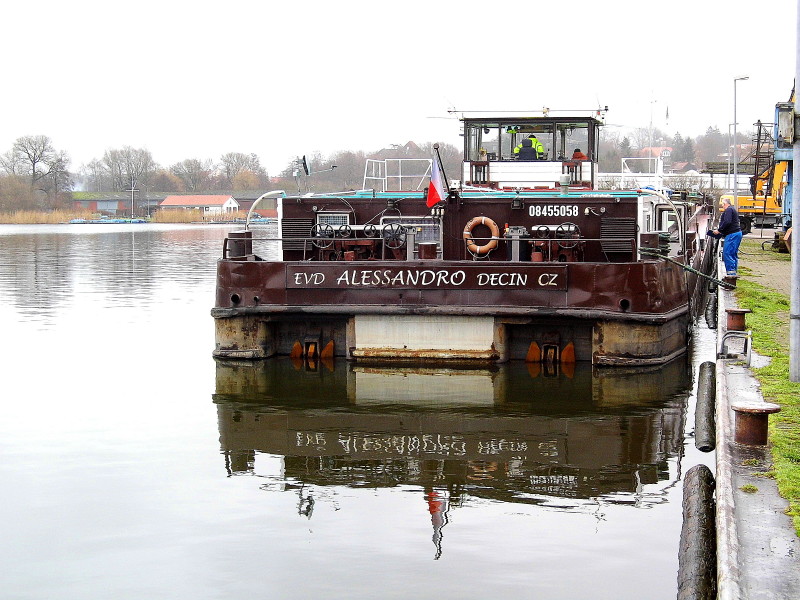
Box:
[212,258,691,366]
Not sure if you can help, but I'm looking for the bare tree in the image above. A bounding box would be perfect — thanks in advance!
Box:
[45,150,73,204]
[220,152,268,188]
[220,152,249,184]
[231,170,260,190]
[149,169,185,192]
[3,136,71,207]
[102,149,127,191]
[101,146,156,192]
[80,159,110,192]
[0,150,25,176]
[170,158,214,192]
[13,135,55,184]
[121,146,156,190]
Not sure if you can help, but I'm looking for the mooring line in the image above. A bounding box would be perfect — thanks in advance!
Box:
[639,248,734,290]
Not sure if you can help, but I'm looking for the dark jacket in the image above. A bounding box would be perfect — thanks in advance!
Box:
[515,137,544,160]
[717,205,741,236]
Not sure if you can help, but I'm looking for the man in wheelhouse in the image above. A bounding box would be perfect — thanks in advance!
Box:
[514,134,544,160]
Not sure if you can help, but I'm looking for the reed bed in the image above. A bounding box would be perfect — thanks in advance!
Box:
[0,209,257,224]
[0,209,97,224]
[151,210,252,223]
[150,209,205,223]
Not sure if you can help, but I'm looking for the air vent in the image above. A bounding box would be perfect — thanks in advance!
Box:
[600,217,637,254]
[317,213,350,228]
[282,218,314,250]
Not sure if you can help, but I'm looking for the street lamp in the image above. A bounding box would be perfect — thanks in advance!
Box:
[733,76,749,205]
[727,123,735,191]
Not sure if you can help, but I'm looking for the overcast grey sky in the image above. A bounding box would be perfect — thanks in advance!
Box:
[2,0,796,175]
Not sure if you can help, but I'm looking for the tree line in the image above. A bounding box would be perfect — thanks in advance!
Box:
[0,125,746,212]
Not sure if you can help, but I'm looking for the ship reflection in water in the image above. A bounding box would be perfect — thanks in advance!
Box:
[213,357,689,559]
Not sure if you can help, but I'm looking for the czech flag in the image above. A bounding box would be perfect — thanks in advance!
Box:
[426,153,446,208]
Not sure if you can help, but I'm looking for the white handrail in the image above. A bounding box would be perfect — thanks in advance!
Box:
[246,190,285,230]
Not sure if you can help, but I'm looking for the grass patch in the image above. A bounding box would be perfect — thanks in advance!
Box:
[734,272,800,536]
[739,237,792,263]
[740,484,759,494]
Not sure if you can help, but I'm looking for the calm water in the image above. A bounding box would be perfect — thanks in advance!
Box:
[0,224,716,599]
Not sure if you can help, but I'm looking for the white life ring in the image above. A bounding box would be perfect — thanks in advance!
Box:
[463,216,500,255]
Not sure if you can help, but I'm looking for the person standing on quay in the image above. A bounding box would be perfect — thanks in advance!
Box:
[708,197,743,276]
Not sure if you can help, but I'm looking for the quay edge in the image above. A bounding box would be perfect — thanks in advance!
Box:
[713,259,800,599]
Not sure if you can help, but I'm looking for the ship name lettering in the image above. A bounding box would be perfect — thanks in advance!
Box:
[335,269,467,287]
[294,272,326,285]
[538,273,559,286]
[476,273,528,287]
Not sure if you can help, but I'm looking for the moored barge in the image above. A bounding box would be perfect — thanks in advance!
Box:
[212,110,715,365]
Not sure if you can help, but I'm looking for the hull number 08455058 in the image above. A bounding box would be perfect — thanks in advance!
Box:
[528,204,579,218]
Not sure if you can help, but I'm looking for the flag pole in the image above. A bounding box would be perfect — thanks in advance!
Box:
[433,143,450,193]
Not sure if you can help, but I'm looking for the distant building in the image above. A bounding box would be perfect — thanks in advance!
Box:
[372,141,424,159]
[639,147,673,160]
[669,161,698,174]
[72,192,166,216]
[159,195,239,214]
[233,191,278,218]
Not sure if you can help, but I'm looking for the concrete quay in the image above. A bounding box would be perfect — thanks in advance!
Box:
[713,247,800,599]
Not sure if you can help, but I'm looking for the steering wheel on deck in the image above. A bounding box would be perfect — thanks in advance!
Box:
[363,224,378,238]
[555,222,581,248]
[310,223,334,248]
[535,225,551,239]
[382,223,407,249]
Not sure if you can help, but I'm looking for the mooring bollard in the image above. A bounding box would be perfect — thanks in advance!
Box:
[732,401,781,445]
[723,275,738,288]
[725,308,752,332]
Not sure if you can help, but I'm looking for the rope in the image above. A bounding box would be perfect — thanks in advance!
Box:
[639,248,735,290]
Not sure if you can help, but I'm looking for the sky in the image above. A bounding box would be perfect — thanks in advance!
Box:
[1,0,797,176]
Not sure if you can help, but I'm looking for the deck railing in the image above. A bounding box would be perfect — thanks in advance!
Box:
[223,231,643,263]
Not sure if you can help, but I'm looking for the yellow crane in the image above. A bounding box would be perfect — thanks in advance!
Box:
[722,120,787,233]
[721,87,794,234]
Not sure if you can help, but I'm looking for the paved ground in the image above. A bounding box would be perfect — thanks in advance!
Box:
[740,230,792,296]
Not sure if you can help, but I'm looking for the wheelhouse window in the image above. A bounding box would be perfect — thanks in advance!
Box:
[556,123,591,161]
[463,117,599,163]
[466,123,500,161]
[504,123,554,160]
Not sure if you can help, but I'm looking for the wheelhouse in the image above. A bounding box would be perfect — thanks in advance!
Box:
[460,110,605,189]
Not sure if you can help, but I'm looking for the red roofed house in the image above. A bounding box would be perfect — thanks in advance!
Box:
[159,195,239,215]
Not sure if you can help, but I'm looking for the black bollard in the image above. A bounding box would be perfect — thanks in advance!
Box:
[677,464,717,600]
[694,361,716,452]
